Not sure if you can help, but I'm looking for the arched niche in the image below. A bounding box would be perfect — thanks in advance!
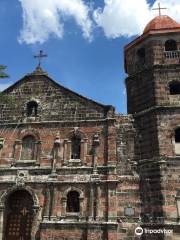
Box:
[165,39,177,51]
[0,186,40,240]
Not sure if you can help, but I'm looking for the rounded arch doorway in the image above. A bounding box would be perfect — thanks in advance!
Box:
[3,190,34,240]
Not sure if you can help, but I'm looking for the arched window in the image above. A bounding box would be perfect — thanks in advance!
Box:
[137,48,146,63]
[27,101,38,117]
[169,81,180,95]
[71,135,81,159]
[165,39,177,51]
[175,128,180,155]
[21,135,36,160]
[66,191,80,213]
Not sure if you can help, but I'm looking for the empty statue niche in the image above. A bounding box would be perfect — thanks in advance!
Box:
[165,39,177,51]
[169,81,180,95]
[27,101,38,117]
[71,135,81,159]
[66,191,80,213]
[21,135,36,160]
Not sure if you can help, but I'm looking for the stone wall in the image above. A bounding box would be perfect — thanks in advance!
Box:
[0,73,114,123]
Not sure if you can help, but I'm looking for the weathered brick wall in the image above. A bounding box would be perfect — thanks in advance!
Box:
[115,114,136,174]
[115,115,141,240]
[0,123,117,167]
[125,30,180,240]
[0,70,127,240]
[126,69,155,114]
[125,35,180,76]
[0,74,114,123]
[133,111,159,160]
[154,65,180,107]
[125,36,180,114]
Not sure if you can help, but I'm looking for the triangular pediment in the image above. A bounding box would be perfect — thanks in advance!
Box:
[1,71,114,123]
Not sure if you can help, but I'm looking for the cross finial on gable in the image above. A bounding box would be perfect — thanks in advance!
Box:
[152,2,167,16]
[34,50,48,67]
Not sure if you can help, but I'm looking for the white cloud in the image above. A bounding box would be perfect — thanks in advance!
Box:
[94,0,180,38]
[18,0,180,43]
[18,0,93,44]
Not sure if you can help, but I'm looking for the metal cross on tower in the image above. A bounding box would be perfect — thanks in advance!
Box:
[152,2,167,16]
[34,50,47,67]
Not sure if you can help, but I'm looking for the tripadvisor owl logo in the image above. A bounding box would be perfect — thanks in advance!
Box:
[135,227,143,236]
[135,226,173,236]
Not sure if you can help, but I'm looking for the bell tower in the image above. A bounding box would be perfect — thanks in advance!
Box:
[125,14,180,235]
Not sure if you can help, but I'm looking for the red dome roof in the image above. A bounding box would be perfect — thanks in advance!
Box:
[143,15,180,34]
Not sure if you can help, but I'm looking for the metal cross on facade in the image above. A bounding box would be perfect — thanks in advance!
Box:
[34,50,47,67]
[152,3,167,16]
[21,207,29,216]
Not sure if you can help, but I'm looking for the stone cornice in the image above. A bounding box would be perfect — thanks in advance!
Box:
[133,105,180,118]
[40,221,118,227]
[0,118,116,127]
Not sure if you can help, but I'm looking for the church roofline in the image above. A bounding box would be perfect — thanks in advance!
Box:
[124,27,180,73]
[2,72,115,113]
[125,27,180,52]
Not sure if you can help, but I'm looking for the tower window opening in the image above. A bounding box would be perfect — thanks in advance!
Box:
[71,135,81,159]
[169,81,180,95]
[137,48,146,63]
[66,191,80,213]
[175,129,180,143]
[27,101,38,117]
[165,39,177,51]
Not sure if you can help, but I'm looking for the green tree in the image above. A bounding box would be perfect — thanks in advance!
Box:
[0,65,12,103]
[0,65,9,78]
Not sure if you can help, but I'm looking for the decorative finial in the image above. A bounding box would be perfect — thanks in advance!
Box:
[34,50,47,67]
[152,2,167,16]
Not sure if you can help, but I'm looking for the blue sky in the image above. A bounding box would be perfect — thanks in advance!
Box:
[0,0,180,113]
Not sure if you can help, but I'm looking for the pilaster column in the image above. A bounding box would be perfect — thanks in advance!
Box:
[79,197,84,217]
[67,140,72,160]
[43,186,51,220]
[89,184,94,221]
[107,183,117,222]
[61,197,66,217]
[80,138,88,164]
[176,196,180,220]
[35,140,41,165]
[51,157,57,174]
[92,134,100,173]
[51,187,57,218]
[52,146,58,174]
[63,139,68,165]
[95,184,101,221]
[0,206,4,240]
[49,185,55,220]
[93,150,98,174]
[84,138,88,164]
[53,133,61,168]
[13,140,22,163]
[80,140,85,162]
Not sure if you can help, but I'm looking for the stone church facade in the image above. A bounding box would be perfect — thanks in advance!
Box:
[0,14,180,240]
